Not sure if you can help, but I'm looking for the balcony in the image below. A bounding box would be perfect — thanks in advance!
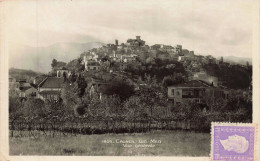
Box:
[182,95,202,98]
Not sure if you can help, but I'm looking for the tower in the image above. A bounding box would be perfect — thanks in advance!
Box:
[220,56,223,63]
[115,39,118,46]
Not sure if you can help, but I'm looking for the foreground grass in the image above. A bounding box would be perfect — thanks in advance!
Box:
[10,130,210,156]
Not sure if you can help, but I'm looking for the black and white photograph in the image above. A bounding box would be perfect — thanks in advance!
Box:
[0,0,259,160]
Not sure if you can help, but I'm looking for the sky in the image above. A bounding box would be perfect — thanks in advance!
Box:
[5,0,256,58]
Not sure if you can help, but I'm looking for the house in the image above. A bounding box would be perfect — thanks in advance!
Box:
[174,45,182,54]
[33,75,47,86]
[181,49,190,55]
[11,79,39,98]
[121,54,137,63]
[57,67,69,77]
[178,56,186,62]
[167,80,229,106]
[19,86,39,98]
[88,77,108,99]
[83,52,100,62]
[38,77,64,101]
[126,36,145,47]
[9,77,19,95]
[85,60,101,71]
[16,79,31,92]
[83,54,93,62]
[151,44,163,50]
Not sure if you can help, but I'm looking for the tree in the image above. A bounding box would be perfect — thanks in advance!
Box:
[61,82,89,117]
[22,98,46,118]
[66,59,84,72]
[61,82,81,107]
[9,96,23,122]
[51,59,58,69]
[100,78,135,101]
[124,95,148,120]
[162,76,175,88]
[162,73,184,88]
[68,71,77,83]
[45,99,66,116]
[76,74,88,98]
[63,72,67,82]
[136,86,166,131]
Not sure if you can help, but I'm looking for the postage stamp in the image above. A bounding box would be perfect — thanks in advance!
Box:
[211,122,258,161]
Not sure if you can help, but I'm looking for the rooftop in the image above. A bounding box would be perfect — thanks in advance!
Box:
[38,77,64,88]
[39,90,61,94]
[87,61,100,66]
[168,80,213,88]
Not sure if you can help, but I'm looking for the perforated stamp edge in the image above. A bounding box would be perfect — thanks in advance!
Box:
[210,122,258,161]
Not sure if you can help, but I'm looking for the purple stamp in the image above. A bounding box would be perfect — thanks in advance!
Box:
[211,123,257,161]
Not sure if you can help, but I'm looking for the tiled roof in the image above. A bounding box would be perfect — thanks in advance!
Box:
[87,61,100,66]
[168,80,213,88]
[38,77,64,88]
[21,82,31,87]
[39,90,61,94]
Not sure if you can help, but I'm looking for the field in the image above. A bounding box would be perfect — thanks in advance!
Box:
[9,130,210,156]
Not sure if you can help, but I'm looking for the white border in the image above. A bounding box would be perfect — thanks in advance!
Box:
[0,0,259,161]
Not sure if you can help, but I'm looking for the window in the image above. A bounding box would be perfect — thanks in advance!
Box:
[171,89,174,95]
[195,99,200,103]
[31,92,36,96]
[176,91,180,95]
[176,102,181,105]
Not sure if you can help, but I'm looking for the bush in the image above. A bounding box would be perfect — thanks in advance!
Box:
[74,105,87,116]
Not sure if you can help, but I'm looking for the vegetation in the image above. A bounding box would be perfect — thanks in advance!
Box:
[100,78,135,101]
[9,70,252,135]
[125,59,186,81]
[203,63,252,89]
[51,59,67,69]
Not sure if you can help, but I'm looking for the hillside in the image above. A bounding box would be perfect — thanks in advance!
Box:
[9,42,105,73]
[219,56,252,65]
[9,68,44,82]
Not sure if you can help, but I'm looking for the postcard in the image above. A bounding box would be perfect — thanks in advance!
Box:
[0,0,259,161]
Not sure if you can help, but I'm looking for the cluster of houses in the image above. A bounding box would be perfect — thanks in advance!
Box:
[10,75,234,111]
[82,36,146,72]
[81,36,232,74]
[9,68,70,102]
[9,69,233,109]
[9,36,251,109]
[9,66,113,102]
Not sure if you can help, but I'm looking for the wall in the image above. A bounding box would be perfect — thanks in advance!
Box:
[57,70,69,77]
[38,88,61,92]
[25,87,38,97]
[167,87,182,99]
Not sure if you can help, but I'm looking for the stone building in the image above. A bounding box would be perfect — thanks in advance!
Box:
[38,77,64,101]
[167,80,229,106]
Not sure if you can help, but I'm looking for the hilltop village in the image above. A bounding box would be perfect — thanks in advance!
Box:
[9,36,252,127]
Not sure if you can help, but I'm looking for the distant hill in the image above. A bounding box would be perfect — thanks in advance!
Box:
[9,42,105,73]
[220,56,252,65]
[9,68,44,82]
